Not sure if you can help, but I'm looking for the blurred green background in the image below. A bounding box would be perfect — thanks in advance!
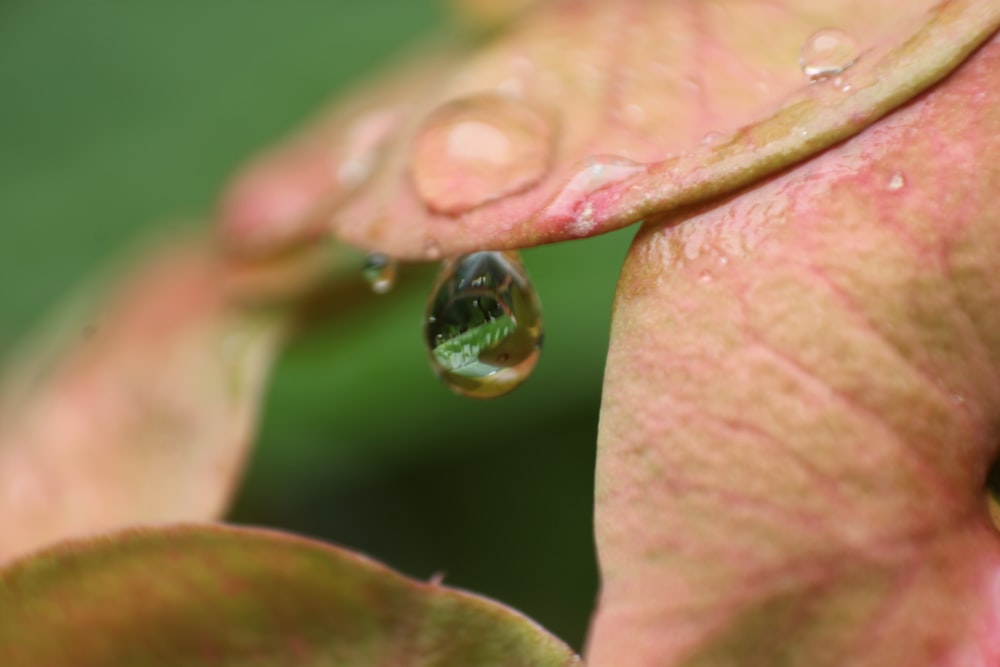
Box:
[0,0,636,648]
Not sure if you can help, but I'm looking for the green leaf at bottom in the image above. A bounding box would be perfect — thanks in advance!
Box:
[0,524,581,667]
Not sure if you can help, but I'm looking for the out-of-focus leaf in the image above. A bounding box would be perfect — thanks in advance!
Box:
[590,35,1000,667]
[218,40,461,257]
[0,524,582,667]
[220,0,1000,261]
[0,240,289,563]
[447,0,546,28]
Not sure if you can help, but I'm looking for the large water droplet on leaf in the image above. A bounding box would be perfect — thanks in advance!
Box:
[362,252,397,294]
[424,251,543,399]
[799,29,859,81]
[409,93,553,215]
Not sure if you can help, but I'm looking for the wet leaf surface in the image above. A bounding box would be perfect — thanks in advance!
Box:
[591,35,1000,667]
[0,524,582,667]
[220,0,1000,261]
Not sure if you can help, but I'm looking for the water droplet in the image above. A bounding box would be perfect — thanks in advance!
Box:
[575,157,645,194]
[424,251,543,399]
[362,252,397,294]
[409,93,553,215]
[699,131,726,147]
[887,173,905,191]
[424,239,442,260]
[832,76,852,93]
[336,107,400,189]
[623,103,646,126]
[799,29,859,81]
[546,156,646,226]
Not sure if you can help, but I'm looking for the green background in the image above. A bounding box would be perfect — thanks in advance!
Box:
[0,1,637,648]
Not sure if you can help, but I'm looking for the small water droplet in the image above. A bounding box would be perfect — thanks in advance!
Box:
[336,107,400,189]
[832,76,852,93]
[699,131,725,147]
[887,173,905,191]
[410,93,553,215]
[546,156,646,226]
[623,103,646,126]
[362,252,397,294]
[424,251,543,399]
[424,239,442,260]
[799,29,859,81]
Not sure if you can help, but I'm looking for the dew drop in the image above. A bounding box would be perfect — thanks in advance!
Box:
[424,251,543,399]
[336,107,400,189]
[573,157,645,195]
[424,239,442,260]
[409,93,553,215]
[699,131,725,147]
[546,156,646,227]
[362,252,397,294]
[799,29,859,81]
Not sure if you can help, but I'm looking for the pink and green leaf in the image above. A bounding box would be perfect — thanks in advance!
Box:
[220,0,1000,261]
[591,33,1000,667]
[0,524,581,667]
[0,240,293,563]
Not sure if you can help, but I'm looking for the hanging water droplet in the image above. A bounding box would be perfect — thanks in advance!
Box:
[362,252,397,294]
[424,251,543,399]
[799,29,859,81]
[409,93,553,215]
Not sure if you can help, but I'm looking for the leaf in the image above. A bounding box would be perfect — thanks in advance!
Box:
[0,239,293,563]
[0,524,582,667]
[219,0,1000,262]
[590,34,1000,667]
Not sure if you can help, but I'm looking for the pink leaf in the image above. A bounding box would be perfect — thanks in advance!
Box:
[0,239,292,563]
[219,0,999,262]
[591,34,1000,667]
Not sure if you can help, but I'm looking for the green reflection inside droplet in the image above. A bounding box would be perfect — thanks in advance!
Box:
[424,251,543,398]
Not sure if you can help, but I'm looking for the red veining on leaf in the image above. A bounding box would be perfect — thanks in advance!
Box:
[589,39,1000,666]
